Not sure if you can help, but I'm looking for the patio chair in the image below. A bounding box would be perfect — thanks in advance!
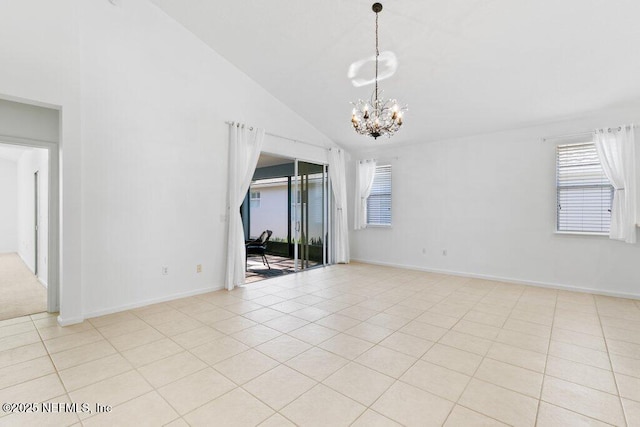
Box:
[246,230,272,270]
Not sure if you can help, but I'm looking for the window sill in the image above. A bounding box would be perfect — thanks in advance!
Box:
[366,224,392,229]
[554,231,609,237]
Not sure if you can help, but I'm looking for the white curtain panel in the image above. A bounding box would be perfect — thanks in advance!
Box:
[328,148,350,263]
[594,125,637,244]
[354,160,377,230]
[225,124,265,290]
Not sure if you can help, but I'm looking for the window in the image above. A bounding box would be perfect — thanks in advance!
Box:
[556,142,613,233]
[367,165,392,225]
[250,191,260,209]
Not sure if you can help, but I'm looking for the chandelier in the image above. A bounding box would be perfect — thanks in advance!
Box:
[351,2,407,139]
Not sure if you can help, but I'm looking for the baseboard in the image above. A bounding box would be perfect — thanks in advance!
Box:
[351,258,640,300]
[57,314,84,326]
[82,284,225,320]
[17,251,35,274]
[38,277,47,288]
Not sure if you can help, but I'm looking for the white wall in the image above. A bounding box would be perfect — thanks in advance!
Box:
[17,149,49,285]
[0,0,335,323]
[351,108,640,298]
[0,158,18,253]
[77,0,334,317]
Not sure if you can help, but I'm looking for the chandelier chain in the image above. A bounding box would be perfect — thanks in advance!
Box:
[375,10,379,104]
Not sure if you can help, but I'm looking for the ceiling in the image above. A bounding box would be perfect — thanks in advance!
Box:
[150,0,640,150]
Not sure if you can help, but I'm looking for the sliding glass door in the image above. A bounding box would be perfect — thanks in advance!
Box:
[293,160,328,271]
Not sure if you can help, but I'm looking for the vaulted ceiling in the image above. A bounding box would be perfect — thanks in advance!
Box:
[149,0,640,150]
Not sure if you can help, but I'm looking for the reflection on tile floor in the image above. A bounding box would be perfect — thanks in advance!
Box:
[246,255,319,284]
[1,262,639,426]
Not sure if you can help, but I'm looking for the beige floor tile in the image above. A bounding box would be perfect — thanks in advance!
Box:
[606,338,640,359]
[36,321,93,341]
[351,409,401,426]
[212,316,257,334]
[289,306,331,322]
[224,301,264,315]
[287,323,338,345]
[379,331,434,358]
[623,398,640,427]
[158,368,235,415]
[121,338,182,367]
[503,318,551,338]
[0,373,65,406]
[463,310,507,328]
[230,324,281,347]
[190,307,236,324]
[213,349,279,385]
[0,342,47,369]
[184,387,273,426]
[0,355,54,390]
[255,334,310,362]
[263,314,309,333]
[551,328,607,352]
[285,347,348,381]
[345,322,394,343]
[610,353,640,378]
[88,311,138,328]
[485,342,546,373]
[546,356,617,394]
[244,365,316,410]
[355,345,416,378]
[270,301,308,314]
[319,333,374,360]
[549,341,610,370]
[338,305,381,321]
[553,317,603,337]
[452,320,501,340]
[96,318,149,339]
[459,379,538,427]
[152,317,203,336]
[323,362,394,406]
[82,391,178,427]
[439,330,493,356]
[495,329,549,354]
[315,313,361,332]
[137,351,207,388]
[171,326,225,349]
[50,340,116,371]
[475,358,543,398]
[258,413,297,427]
[541,376,626,426]
[603,325,640,345]
[58,353,132,391]
[422,343,483,375]
[107,326,164,352]
[69,370,153,416]
[536,401,612,427]
[400,320,448,341]
[281,384,365,427]
[616,373,640,402]
[190,336,249,365]
[242,307,286,323]
[444,405,509,426]
[372,381,454,427]
[401,360,471,401]
[384,304,424,320]
[252,295,288,307]
[43,329,102,354]
[367,313,411,330]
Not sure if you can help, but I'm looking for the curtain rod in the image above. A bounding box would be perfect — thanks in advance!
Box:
[543,124,636,142]
[225,121,329,150]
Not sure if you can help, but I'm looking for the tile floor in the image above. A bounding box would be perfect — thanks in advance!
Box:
[0,263,639,426]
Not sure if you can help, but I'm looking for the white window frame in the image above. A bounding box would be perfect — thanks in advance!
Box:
[366,164,392,227]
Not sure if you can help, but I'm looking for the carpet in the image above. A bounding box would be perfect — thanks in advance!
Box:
[0,252,47,321]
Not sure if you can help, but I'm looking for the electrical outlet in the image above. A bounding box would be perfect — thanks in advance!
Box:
[442,249,447,256]
[196,264,202,273]
[161,266,168,275]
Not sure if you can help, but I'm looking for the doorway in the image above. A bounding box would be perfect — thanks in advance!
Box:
[243,154,329,283]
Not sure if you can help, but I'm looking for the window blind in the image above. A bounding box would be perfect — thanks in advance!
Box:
[556,143,613,233]
[367,165,392,225]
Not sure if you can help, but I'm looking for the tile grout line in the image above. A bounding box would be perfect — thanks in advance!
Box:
[533,283,559,427]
